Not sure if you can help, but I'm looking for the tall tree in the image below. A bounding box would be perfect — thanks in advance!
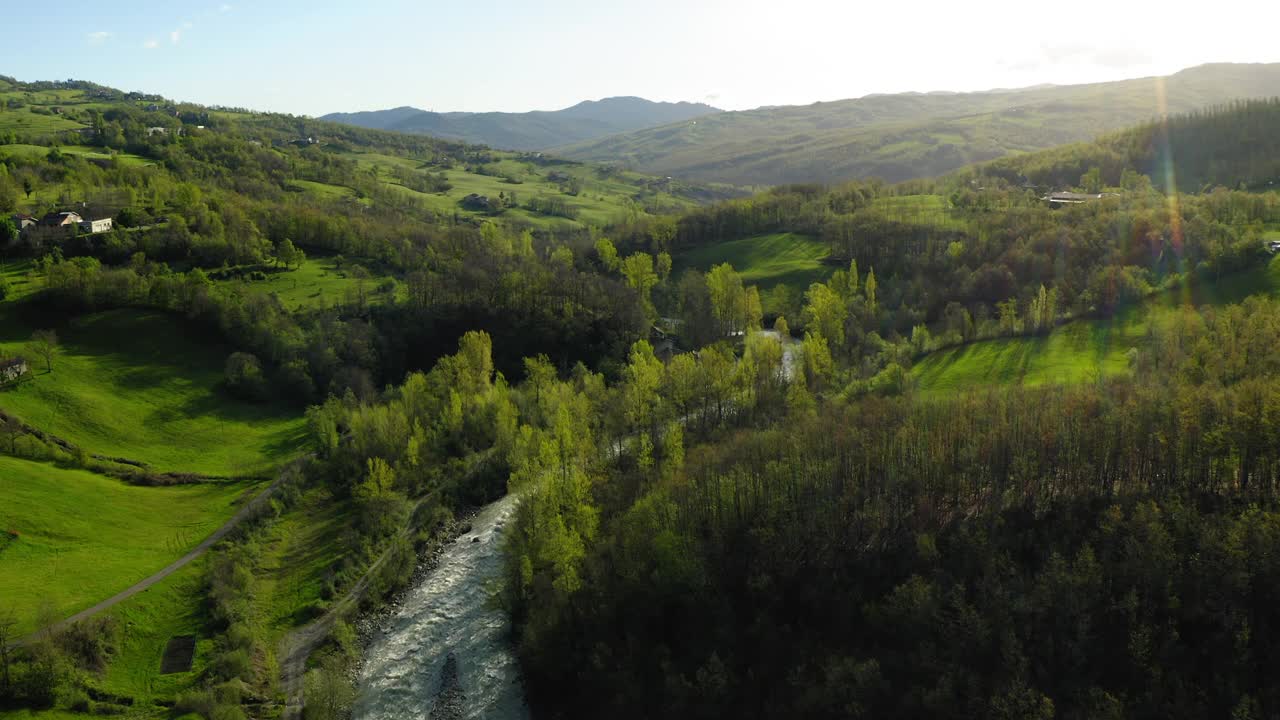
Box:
[26,330,59,374]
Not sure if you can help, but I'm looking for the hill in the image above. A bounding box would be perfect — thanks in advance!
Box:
[320,96,721,151]
[557,63,1280,186]
[974,97,1280,192]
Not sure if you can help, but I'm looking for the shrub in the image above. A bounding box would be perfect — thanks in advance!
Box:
[223,352,267,401]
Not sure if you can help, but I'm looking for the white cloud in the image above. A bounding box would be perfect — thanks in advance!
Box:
[183,21,193,29]
[219,3,232,12]
[86,31,111,45]
[143,38,159,49]
[170,29,182,44]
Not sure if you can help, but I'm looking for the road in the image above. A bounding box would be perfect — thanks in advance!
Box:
[4,471,290,650]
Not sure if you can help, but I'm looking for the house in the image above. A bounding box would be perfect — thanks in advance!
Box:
[146,126,169,137]
[37,211,83,228]
[78,217,113,234]
[9,214,35,233]
[1267,240,1280,254]
[0,357,29,384]
[1043,191,1110,208]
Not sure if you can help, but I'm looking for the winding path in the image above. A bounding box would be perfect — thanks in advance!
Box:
[4,471,289,650]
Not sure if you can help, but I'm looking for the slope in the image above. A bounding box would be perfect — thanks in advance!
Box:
[321,96,721,151]
[558,63,1280,186]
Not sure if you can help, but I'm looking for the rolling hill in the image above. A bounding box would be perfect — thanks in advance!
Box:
[320,96,721,151]
[557,63,1280,186]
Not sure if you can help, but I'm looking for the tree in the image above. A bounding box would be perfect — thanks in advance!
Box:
[621,253,659,324]
[803,283,847,349]
[594,238,620,272]
[26,330,59,373]
[0,218,17,247]
[1081,166,1103,194]
[275,238,305,269]
[864,267,877,311]
[303,655,355,720]
[22,177,33,199]
[0,606,15,691]
[224,352,267,400]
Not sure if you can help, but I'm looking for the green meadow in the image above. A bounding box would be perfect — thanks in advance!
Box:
[336,149,699,230]
[674,232,833,302]
[913,255,1280,393]
[215,256,399,311]
[0,456,257,636]
[95,561,213,704]
[0,305,306,476]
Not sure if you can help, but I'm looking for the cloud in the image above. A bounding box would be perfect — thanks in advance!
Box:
[219,3,232,12]
[183,21,193,29]
[170,29,182,44]
[86,31,112,45]
[143,38,159,49]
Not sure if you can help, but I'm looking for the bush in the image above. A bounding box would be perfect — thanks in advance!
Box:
[223,352,267,401]
[211,649,253,682]
[67,688,91,712]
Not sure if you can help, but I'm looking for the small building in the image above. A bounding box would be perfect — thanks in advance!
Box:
[9,214,35,233]
[146,126,169,137]
[37,211,83,228]
[1043,191,1117,208]
[79,218,113,234]
[1267,240,1280,254]
[0,357,29,384]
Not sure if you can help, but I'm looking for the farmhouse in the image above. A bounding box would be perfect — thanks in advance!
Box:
[0,357,29,384]
[79,217,113,234]
[9,214,35,232]
[38,211,82,228]
[1043,191,1119,208]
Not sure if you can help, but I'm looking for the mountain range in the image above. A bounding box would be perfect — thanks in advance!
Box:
[320,96,721,151]
[556,63,1280,186]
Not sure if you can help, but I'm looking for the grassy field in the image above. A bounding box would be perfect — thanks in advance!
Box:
[0,456,258,636]
[913,256,1280,393]
[0,305,306,475]
[0,143,150,166]
[339,149,703,230]
[215,256,400,311]
[95,561,213,705]
[674,232,833,296]
[252,487,347,638]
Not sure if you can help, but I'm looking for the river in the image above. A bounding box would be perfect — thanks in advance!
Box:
[353,493,531,720]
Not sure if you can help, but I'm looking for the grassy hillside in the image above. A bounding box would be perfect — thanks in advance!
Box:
[0,306,306,476]
[977,97,1280,192]
[0,456,258,635]
[913,255,1280,393]
[559,63,1280,186]
[673,232,831,312]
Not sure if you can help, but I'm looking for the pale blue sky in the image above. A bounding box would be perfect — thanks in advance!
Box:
[2,0,1277,116]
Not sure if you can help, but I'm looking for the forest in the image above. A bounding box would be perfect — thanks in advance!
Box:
[4,74,1280,720]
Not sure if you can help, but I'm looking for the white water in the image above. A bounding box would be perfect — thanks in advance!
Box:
[354,494,530,720]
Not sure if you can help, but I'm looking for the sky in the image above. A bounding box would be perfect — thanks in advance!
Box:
[2,0,1278,116]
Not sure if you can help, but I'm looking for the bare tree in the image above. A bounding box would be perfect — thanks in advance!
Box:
[26,329,59,373]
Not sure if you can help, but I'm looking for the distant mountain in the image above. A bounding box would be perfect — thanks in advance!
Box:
[320,97,721,151]
[556,63,1280,186]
